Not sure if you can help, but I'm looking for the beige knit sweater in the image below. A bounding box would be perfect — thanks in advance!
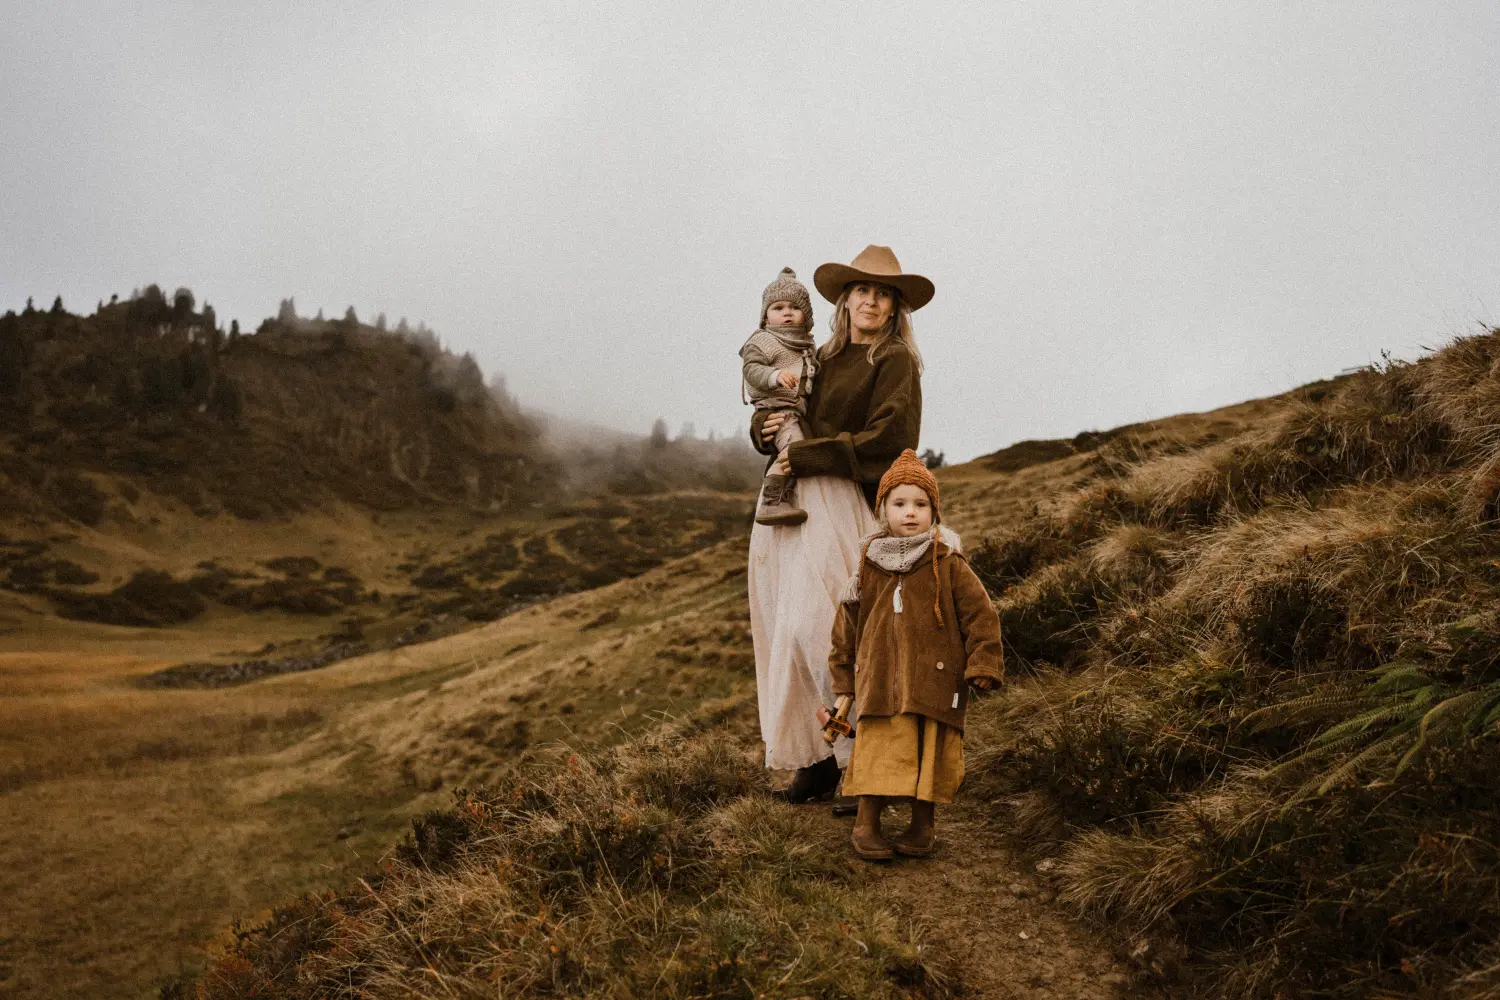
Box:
[740,327,817,413]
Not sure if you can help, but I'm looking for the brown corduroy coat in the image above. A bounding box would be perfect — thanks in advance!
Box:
[828,537,1004,732]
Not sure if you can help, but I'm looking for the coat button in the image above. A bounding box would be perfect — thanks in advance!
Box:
[936,661,944,671]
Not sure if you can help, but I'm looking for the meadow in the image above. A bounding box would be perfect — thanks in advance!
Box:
[0,493,754,998]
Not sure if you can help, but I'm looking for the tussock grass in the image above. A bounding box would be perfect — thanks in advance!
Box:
[1086,524,1181,593]
[965,328,1500,997]
[194,724,953,999]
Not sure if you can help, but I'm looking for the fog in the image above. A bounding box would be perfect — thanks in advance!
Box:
[3,2,1497,461]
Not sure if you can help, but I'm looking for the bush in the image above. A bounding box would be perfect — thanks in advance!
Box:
[45,471,108,526]
[968,518,1080,592]
[995,558,1109,669]
[52,570,205,627]
[220,578,352,615]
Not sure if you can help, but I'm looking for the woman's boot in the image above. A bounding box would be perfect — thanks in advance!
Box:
[775,754,840,803]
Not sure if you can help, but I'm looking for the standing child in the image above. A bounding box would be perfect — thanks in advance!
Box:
[739,267,817,526]
[826,449,1004,860]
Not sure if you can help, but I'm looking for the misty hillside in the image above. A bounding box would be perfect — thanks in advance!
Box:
[0,286,764,674]
[0,289,765,527]
[0,288,559,523]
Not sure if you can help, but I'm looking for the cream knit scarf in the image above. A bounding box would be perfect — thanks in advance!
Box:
[838,525,962,605]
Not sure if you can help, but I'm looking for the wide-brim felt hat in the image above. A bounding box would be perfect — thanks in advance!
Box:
[813,245,935,311]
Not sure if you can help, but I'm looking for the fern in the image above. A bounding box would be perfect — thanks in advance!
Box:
[1254,661,1500,797]
[1311,705,1408,745]
[1263,729,1385,783]
[1241,690,1377,731]
[1364,662,1430,696]
[1309,732,1412,798]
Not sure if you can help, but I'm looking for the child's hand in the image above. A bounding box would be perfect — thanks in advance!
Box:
[969,675,999,691]
[777,368,800,390]
[773,448,791,475]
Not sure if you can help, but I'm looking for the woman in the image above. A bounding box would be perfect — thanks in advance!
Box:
[748,244,933,802]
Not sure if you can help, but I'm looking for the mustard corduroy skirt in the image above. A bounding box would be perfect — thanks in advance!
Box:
[842,713,965,803]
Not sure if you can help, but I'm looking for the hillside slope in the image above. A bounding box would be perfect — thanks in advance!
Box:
[192,326,1500,1000]
[0,535,760,999]
[0,289,779,999]
[950,332,1500,998]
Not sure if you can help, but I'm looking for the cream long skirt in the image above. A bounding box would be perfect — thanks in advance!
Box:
[748,472,876,771]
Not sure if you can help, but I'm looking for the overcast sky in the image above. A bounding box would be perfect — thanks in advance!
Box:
[3,3,1497,462]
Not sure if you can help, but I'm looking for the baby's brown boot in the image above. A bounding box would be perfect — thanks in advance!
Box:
[756,474,808,526]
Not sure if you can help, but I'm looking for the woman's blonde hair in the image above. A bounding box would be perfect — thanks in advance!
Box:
[819,285,923,373]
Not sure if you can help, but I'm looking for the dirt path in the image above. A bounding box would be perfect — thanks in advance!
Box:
[814,802,1147,1000]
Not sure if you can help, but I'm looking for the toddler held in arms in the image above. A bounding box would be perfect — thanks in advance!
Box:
[739,267,817,526]
[824,449,1004,861]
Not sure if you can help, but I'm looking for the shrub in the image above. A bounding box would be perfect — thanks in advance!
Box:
[45,471,108,526]
[995,557,1110,669]
[52,570,205,627]
[1085,524,1180,595]
[220,578,352,616]
[968,517,1080,592]
[1230,575,1349,670]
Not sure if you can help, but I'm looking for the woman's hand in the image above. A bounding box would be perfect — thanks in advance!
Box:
[969,676,999,692]
[760,411,788,446]
[773,448,791,476]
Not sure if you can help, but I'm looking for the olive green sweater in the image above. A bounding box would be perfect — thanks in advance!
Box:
[752,341,922,507]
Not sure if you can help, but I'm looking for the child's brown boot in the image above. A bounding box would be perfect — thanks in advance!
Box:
[892,800,938,858]
[851,825,895,861]
[850,796,895,861]
[755,474,808,526]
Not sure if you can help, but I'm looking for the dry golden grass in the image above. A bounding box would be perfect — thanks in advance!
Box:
[958,328,1500,998]
[1086,523,1181,592]
[21,327,1500,999]
[194,722,952,1000]
[0,512,757,999]
[0,649,413,998]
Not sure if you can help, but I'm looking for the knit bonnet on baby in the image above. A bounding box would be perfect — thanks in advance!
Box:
[876,449,941,524]
[761,267,814,330]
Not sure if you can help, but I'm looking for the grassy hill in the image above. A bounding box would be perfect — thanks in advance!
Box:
[947,333,1500,998]
[186,325,1500,1000]
[0,289,774,998]
[15,300,1500,998]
